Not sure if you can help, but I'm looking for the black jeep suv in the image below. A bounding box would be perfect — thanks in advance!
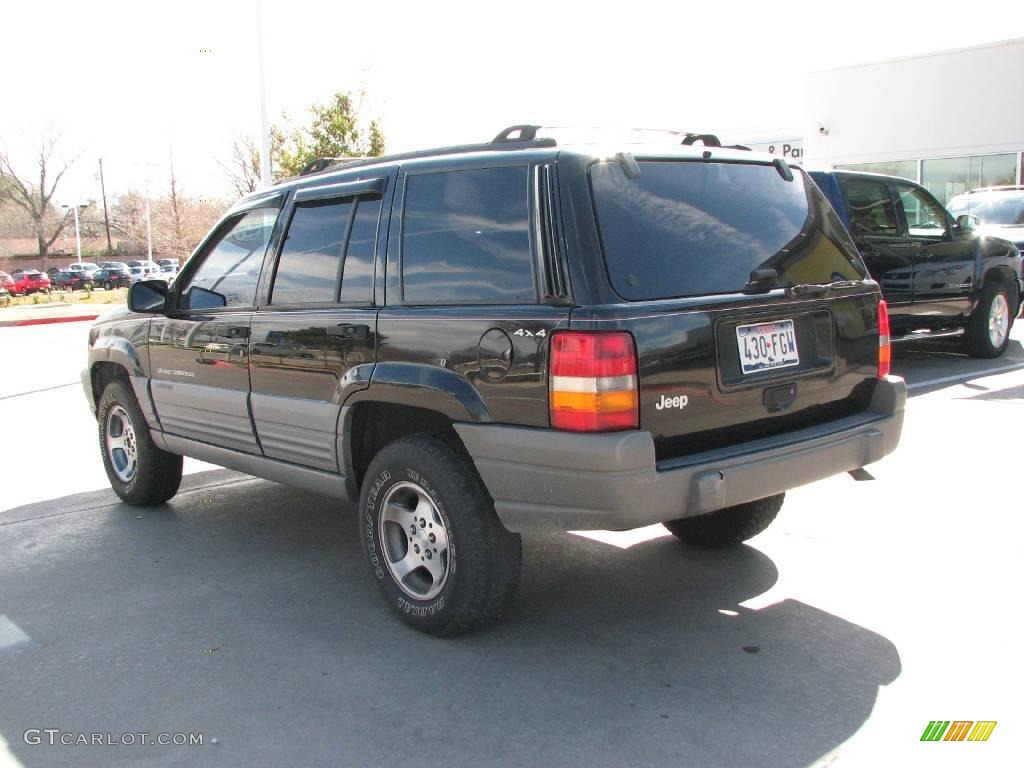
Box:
[82,126,905,635]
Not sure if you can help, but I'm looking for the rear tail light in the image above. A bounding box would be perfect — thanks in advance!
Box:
[550,331,639,431]
[878,300,891,378]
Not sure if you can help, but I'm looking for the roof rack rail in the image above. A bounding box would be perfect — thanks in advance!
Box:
[299,157,372,176]
[282,125,558,184]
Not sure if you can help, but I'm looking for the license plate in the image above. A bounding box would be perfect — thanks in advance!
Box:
[736,319,799,374]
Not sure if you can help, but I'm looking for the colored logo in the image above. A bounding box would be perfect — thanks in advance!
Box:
[921,721,997,742]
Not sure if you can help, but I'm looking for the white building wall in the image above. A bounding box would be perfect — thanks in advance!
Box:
[801,37,1024,170]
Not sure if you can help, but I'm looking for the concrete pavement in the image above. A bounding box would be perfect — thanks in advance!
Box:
[0,320,1021,768]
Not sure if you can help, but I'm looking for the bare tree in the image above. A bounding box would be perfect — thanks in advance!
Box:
[0,130,79,270]
[219,136,261,198]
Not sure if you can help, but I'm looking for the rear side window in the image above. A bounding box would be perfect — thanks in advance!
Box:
[271,199,354,304]
[842,178,899,235]
[270,196,380,305]
[401,166,536,304]
[340,198,380,304]
[591,160,865,301]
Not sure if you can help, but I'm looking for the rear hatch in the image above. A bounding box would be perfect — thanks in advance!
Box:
[580,155,884,463]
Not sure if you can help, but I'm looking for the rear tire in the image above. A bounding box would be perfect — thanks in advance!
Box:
[964,281,1012,358]
[663,494,784,548]
[97,379,182,505]
[360,434,522,636]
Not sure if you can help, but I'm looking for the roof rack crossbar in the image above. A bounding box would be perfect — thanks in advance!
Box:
[680,133,722,147]
[492,125,542,143]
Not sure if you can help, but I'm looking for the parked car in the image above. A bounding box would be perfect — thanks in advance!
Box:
[809,170,1022,358]
[83,126,905,635]
[157,258,180,270]
[93,268,133,290]
[0,271,15,293]
[10,269,51,295]
[51,270,95,291]
[126,260,162,282]
[0,284,10,307]
[947,186,1024,250]
[99,261,131,271]
[69,262,101,275]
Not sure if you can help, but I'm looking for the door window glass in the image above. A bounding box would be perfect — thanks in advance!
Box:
[897,184,948,237]
[841,179,899,236]
[401,166,535,304]
[179,208,277,309]
[339,198,380,304]
[271,200,354,304]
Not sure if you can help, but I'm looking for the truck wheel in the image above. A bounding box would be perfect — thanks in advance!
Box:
[360,434,522,636]
[964,281,1012,358]
[97,379,182,505]
[663,494,784,548]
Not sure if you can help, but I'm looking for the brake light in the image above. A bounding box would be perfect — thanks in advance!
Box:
[550,331,638,431]
[878,300,891,378]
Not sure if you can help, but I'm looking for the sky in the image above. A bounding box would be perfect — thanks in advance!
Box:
[2,0,1021,206]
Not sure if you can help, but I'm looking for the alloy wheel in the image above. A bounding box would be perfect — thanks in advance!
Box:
[105,405,139,482]
[378,481,451,600]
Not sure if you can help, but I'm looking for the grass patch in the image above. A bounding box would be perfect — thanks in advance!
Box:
[0,287,128,309]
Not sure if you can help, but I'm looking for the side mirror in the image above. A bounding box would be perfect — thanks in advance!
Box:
[956,213,978,232]
[184,285,227,310]
[128,280,169,313]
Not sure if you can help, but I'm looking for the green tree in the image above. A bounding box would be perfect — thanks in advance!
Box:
[272,91,385,179]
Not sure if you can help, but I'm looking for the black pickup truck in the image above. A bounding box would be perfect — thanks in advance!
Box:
[809,170,1022,357]
[82,128,905,635]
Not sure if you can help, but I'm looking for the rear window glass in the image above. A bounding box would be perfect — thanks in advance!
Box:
[590,160,865,301]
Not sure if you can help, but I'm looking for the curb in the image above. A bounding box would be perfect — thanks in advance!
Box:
[0,314,100,328]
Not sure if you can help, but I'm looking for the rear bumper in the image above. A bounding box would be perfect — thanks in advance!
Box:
[455,376,906,532]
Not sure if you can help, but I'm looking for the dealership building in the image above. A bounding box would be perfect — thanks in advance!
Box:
[737,37,1024,205]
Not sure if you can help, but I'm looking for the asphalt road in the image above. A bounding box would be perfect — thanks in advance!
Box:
[1,320,1022,768]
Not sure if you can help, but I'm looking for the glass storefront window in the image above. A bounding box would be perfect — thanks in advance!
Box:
[835,160,918,182]
[921,154,1017,205]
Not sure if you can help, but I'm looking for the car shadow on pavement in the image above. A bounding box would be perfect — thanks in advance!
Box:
[0,476,900,768]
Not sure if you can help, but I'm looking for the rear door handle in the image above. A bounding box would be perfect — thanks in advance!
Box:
[327,323,369,339]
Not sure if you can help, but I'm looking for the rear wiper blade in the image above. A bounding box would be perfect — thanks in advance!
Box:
[616,152,642,179]
[742,268,780,293]
[786,280,861,298]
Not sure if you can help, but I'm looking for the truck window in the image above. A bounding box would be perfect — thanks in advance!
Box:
[842,178,899,236]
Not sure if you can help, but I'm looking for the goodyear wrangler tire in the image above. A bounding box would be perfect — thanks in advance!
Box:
[663,494,784,548]
[98,379,182,506]
[360,434,522,636]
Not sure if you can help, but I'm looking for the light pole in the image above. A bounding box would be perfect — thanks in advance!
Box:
[145,193,153,261]
[61,202,90,262]
[257,0,272,188]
